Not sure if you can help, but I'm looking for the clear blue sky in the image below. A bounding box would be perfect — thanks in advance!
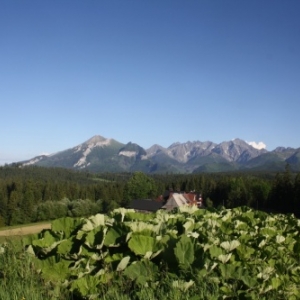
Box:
[1,0,299,164]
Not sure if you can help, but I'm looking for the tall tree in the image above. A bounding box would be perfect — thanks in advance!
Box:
[268,165,294,212]
[293,173,300,215]
[123,172,157,202]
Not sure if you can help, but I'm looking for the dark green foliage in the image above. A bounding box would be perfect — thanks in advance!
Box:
[0,165,300,227]
[267,164,299,214]
[294,173,300,210]
[123,172,157,202]
[16,207,300,299]
[0,166,126,226]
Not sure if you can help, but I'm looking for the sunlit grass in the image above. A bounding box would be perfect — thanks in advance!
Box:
[0,240,72,300]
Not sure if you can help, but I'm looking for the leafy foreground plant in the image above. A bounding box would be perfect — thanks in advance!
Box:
[3,206,300,299]
[0,239,72,300]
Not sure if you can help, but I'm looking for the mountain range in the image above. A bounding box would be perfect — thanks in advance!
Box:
[18,135,300,173]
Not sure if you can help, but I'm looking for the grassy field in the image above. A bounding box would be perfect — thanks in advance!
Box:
[0,224,72,300]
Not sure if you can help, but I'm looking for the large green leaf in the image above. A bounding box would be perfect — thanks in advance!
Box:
[240,273,257,288]
[127,221,157,234]
[81,214,106,232]
[116,256,130,271]
[104,223,128,247]
[158,234,178,268]
[209,245,223,258]
[57,238,74,255]
[172,280,195,291]
[220,240,240,252]
[218,253,232,263]
[85,226,106,249]
[123,260,158,285]
[174,235,195,268]
[257,266,275,281]
[183,218,195,232]
[236,244,255,260]
[276,235,285,244]
[104,253,123,264]
[32,230,59,248]
[37,256,71,281]
[110,207,135,222]
[219,264,236,279]
[128,234,156,256]
[179,205,198,214]
[51,217,83,239]
[70,275,100,297]
[271,277,282,290]
[220,222,233,235]
[260,227,277,237]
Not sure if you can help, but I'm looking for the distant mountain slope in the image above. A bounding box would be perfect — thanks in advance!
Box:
[286,150,300,171]
[17,135,300,173]
[211,138,268,163]
[241,147,300,172]
[23,135,125,172]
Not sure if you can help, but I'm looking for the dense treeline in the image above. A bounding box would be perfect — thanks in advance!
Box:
[153,166,300,215]
[0,166,126,226]
[0,165,299,227]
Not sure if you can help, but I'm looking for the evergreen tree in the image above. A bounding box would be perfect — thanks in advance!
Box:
[293,173,300,215]
[123,172,157,201]
[7,190,22,225]
[21,189,35,223]
[227,177,247,208]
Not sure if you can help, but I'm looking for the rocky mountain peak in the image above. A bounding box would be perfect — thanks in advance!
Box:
[146,144,166,157]
[84,135,108,145]
[16,135,300,173]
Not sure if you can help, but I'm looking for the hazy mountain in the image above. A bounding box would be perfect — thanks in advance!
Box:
[16,135,300,173]
[240,146,299,172]
[286,150,300,171]
[211,138,268,163]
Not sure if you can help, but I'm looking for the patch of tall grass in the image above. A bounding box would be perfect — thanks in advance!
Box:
[90,270,220,300]
[0,239,72,300]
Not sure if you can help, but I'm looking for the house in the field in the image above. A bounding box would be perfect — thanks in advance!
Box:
[129,199,164,213]
[183,192,204,208]
[128,190,204,213]
[162,193,188,211]
[161,191,204,211]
